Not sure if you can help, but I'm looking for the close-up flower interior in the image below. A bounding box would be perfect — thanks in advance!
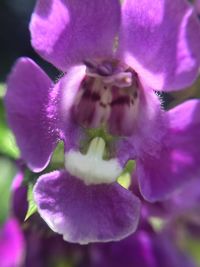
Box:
[0,0,200,266]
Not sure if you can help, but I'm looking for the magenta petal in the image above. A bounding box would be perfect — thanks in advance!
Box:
[119,0,200,91]
[34,170,141,244]
[30,0,121,70]
[5,58,58,172]
[137,99,200,201]
[0,218,25,267]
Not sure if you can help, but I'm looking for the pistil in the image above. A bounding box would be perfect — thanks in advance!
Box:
[65,137,122,185]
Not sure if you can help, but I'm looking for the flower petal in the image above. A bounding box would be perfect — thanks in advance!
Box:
[194,0,200,15]
[115,81,165,167]
[118,0,200,91]
[34,170,141,244]
[5,58,58,172]
[90,231,157,267]
[30,0,121,70]
[58,65,86,151]
[153,233,196,267]
[0,218,25,267]
[90,230,195,267]
[137,99,200,201]
[12,169,28,223]
[163,179,200,218]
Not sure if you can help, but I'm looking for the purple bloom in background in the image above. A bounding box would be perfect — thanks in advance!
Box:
[164,179,200,218]
[194,0,200,15]
[11,167,28,223]
[89,227,196,267]
[0,218,25,267]
[154,178,200,234]
[4,0,200,243]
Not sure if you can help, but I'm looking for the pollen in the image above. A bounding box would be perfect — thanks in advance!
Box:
[122,76,132,85]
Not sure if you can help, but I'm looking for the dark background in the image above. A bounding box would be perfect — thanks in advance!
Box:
[0,0,59,82]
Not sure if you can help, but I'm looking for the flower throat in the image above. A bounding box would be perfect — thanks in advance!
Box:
[73,60,140,136]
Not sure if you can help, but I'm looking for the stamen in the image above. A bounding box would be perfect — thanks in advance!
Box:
[65,137,123,185]
[87,137,105,159]
[103,72,133,88]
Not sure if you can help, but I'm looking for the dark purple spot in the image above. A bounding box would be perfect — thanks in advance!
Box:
[134,91,138,98]
[82,77,95,90]
[100,102,107,108]
[82,90,100,102]
[111,96,130,106]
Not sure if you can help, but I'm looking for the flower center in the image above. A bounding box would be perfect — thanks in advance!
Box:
[65,137,123,185]
[72,60,140,136]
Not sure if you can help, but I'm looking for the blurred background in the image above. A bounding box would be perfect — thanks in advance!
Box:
[0,0,60,81]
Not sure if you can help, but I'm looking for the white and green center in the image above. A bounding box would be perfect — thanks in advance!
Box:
[65,137,123,185]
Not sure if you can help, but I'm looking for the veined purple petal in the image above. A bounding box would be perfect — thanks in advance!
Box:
[5,58,59,172]
[137,99,200,201]
[118,0,200,91]
[34,170,141,244]
[30,0,121,70]
[0,218,25,267]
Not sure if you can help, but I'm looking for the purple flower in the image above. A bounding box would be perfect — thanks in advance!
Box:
[5,59,141,244]
[5,0,200,243]
[11,172,89,267]
[0,218,25,267]
[161,178,200,224]
[23,227,90,267]
[194,0,200,15]
[11,167,28,223]
[89,227,196,267]
[30,0,200,91]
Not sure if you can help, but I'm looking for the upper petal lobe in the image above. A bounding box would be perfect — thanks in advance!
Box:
[118,0,200,91]
[30,0,121,70]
